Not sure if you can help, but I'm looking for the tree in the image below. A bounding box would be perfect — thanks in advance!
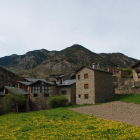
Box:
[4,89,25,112]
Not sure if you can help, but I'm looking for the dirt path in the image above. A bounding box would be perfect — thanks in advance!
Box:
[71,101,140,127]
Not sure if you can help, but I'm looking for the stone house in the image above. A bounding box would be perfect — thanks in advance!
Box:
[131,62,140,83]
[107,67,129,78]
[76,65,114,104]
[0,86,29,112]
[57,80,76,104]
[16,78,76,111]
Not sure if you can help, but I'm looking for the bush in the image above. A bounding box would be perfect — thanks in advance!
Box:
[48,95,68,108]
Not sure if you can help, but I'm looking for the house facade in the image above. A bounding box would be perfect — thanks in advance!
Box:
[131,62,140,83]
[16,78,76,111]
[76,66,114,104]
[107,67,129,78]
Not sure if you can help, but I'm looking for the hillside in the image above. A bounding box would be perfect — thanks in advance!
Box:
[5,49,57,75]
[0,44,139,78]
[99,53,138,68]
[0,66,22,88]
[31,44,116,77]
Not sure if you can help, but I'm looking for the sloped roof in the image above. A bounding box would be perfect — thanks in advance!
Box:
[4,86,29,95]
[20,78,54,86]
[57,79,76,86]
[75,66,112,74]
[131,62,140,69]
[25,78,47,82]
[17,81,32,85]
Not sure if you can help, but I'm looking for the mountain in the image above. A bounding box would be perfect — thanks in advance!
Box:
[4,49,57,75]
[0,66,22,88]
[0,44,139,78]
[98,53,138,68]
[0,54,19,66]
[31,44,117,77]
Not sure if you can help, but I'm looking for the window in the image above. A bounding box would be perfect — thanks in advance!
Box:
[84,94,88,99]
[138,73,140,78]
[61,91,67,95]
[32,86,40,93]
[84,84,89,89]
[78,94,81,98]
[34,94,38,97]
[44,94,49,97]
[84,73,88,78]
[78,75,80,79]
[42,86,51,93]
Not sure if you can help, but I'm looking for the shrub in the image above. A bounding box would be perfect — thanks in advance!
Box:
[47,95,68,108]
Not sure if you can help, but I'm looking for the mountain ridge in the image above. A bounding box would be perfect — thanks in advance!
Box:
[0,44,139,78]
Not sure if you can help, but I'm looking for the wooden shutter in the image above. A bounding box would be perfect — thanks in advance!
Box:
[84,84,88,89]
[84,94,88,99]
[84,74,88,78]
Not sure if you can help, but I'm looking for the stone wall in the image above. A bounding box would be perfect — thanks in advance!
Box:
[121,70,129,78]
[58,84,76,104]
[116,87,140,94]
[29,85,58,111]
[58,87,71,102]
[94,71,114,103]
[76,68,95,104]
[133,69,140,82]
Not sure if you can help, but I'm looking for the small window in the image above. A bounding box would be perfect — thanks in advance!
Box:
[61,91,67,95]
[84,74,88,78]
[78,75,80,79]
[34,94,38,97]
[32,86,40,93]
[78,94,81,98]
[84,84,89,89]
[84,94,88,99]
[42,86,51,93]
[138,73,140,78]
[44,94,49,97]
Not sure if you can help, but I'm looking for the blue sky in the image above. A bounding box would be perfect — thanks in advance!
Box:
[0,0,140,60]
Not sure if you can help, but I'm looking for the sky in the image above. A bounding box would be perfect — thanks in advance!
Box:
[0,0,140,59]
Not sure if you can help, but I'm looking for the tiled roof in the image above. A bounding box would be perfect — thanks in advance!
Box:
[57,79,76,86]
[131,61,140,69]
[75,66,112,74]
[4,86,29,95]
[17,81,33,85]
[25,78,47,82]
[23,78,54,85]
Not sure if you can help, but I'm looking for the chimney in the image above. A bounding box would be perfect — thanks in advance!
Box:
[60,79,62,84]
[97,63,100,69]
[92,63,96,69]
[54,80,57,85]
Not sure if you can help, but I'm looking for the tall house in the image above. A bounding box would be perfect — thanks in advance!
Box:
[76,65,114,104]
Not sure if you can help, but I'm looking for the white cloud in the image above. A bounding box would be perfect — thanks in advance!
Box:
[0,0,140,60]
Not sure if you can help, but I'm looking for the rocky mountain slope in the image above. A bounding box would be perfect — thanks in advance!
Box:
[0,44,139,78]
[99,53,137,68]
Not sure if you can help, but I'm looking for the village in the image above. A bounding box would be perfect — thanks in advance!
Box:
[0,61,140,112]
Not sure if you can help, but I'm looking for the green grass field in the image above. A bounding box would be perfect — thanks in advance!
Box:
[105,94,140,104]
[0,94,140,140]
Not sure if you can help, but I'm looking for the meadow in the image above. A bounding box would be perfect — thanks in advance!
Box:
[0,94,140,140]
